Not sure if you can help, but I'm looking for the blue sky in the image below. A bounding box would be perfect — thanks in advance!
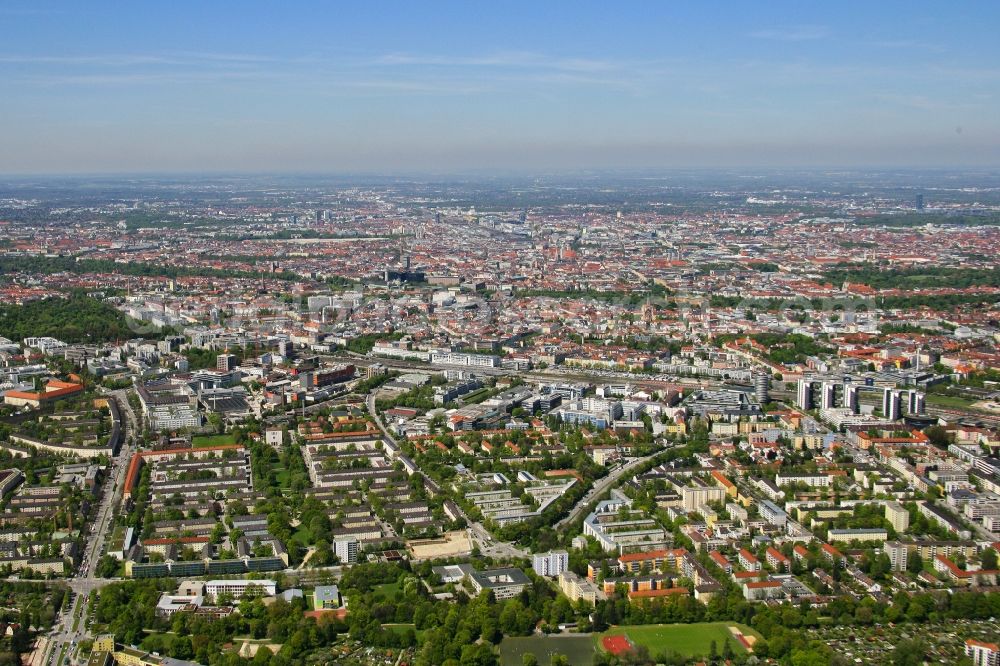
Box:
[1,1,998,173]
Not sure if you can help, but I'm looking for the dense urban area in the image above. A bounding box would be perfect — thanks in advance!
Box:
[1,171,1000,666]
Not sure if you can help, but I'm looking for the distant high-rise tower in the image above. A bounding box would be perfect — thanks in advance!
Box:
[217,353,237,372]
[797,380,813,410]
[916,194,925,211]
[882,388,901,421]
[845,384,859,414]
[906,390,926,415]
[821,382,836,410]
[755,374,770,404]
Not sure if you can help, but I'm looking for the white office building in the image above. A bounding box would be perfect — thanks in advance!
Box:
[204,579,276,600]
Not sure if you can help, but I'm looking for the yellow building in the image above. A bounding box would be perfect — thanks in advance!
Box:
[93,635,116,653]
[90,635,188,666]
[112,646,163,666]
[711,470,738,498]
[884,501,910,533]
[663,422,687,436]
[558,570,603,604]
[792,434,826,450]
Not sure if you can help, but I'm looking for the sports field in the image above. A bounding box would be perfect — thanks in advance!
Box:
[599,622,760,658]
[192,433,238,447]
[407,530,472,559]
[499,635,596,666]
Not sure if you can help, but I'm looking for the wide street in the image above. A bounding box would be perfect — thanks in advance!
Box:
[37,391,136,666]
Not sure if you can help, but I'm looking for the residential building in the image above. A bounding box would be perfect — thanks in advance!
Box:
[557,570,603,604]
[827,528,888,544]
[333,538,360,564]
[966,639,999,666]
[681,485,726,513]
[885,501,910,533]
[766,546,790,572]
[738,548,761,571]
[743,579,783,601]
[532,550,569,578]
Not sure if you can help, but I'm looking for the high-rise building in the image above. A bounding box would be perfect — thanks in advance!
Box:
[217,353,237,372]
[885,501,910,532]
[965,639,999,666]
[797,380,813,410]
[888,391,901,421]
[532,550,569,578]
[884,541,908,572]
[681,485,727,513]
[906,390,926,415]
[333,538,360,564]
[882,388,901,421]
[754,374,770,404]
[845,384,859,414]
[916,194,925,210]
[821,382,836,410]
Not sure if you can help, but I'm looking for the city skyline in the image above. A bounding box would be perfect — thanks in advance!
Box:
[2,1,999,173]
[3,4,1000,664]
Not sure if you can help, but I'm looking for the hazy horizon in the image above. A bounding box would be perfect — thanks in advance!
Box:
[2,1,999,174]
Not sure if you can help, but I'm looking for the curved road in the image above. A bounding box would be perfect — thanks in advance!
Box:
[364,389,528,560]
[554,448,667,531]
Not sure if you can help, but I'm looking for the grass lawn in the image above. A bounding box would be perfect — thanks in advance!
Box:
[925,393,978,410]
[289,525,312,548]
[192,433,237,447]
[274,467,291,488]
[599,622,761,659]
[926,393,986,412]
[373,581,402,599]
[500,635,596,666]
